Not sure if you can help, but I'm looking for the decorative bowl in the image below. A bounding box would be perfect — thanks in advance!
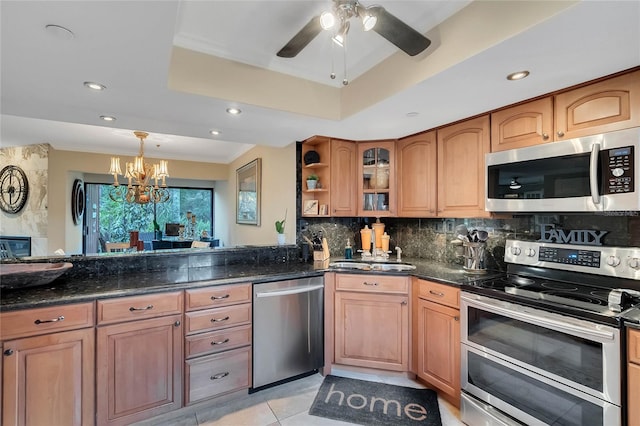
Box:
[0,262,73,290]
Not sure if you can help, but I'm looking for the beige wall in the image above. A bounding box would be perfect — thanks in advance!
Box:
[217,143,297,247]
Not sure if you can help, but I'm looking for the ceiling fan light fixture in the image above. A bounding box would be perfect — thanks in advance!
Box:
[332,21,350,47]
[509,177,522,190]
[361,7,377,31]
[320,11,336,30]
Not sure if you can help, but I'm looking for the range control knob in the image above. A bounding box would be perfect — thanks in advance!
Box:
[606,256,621,267]
[628,258,640,270]
[511,247,521,256]
[525,248,536,257]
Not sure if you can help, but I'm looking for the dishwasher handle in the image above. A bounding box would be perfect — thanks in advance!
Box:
[255,284,324,298]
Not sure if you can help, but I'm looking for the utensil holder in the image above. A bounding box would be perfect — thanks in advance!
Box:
[463,241,486,273]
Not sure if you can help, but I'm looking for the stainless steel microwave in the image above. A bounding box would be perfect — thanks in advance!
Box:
[486,127,639,212]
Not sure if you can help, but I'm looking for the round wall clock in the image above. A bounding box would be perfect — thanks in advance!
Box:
[71,178,85,225]
[0,165,29,214]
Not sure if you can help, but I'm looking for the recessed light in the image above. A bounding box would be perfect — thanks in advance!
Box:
[406,112,419,117]
[210,130,221,136]
[226,107,242,115]
[506,70,530,81]
[100,115,116,122]
[44,24,75,40]
[84,81,106,91]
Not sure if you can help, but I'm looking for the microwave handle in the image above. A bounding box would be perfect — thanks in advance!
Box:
[589,143,601,205]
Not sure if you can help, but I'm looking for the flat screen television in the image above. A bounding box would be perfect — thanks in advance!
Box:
[164,223,180,237]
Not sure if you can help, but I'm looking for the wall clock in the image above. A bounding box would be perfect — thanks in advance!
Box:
[71,178,85,225]
[0,165,29,214]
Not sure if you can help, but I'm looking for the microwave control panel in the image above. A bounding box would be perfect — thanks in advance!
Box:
[603,146,634,194]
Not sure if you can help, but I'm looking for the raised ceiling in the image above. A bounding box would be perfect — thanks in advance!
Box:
[1,1,639,164]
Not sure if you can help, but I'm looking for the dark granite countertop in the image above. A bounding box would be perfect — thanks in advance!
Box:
[0,257,499,312]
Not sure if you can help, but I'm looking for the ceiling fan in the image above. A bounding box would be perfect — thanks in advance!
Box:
[277,0,432,58]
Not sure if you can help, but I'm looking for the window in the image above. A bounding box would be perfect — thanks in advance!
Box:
[84,184,213,254]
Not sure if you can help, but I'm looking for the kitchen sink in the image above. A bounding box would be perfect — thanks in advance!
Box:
[328,261,416,272]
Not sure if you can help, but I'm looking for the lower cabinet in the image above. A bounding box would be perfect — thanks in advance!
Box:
[96,292,184,426]
[184,283,252,405]
[334,274,409,371]
[2,328,95,426]
[413,279,460,406]
[1,302,95,426]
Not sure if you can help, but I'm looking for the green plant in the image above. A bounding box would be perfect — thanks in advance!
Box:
[306,174,319,181]
[275,209,287,234]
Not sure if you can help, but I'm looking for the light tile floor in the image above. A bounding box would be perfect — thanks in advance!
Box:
[133,368,464,426]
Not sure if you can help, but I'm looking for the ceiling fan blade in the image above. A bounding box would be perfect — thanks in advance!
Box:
[277,15,323,58]
[370,6,431,56]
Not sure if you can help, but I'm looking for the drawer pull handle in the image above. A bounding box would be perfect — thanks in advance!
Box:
[211,294,230,300]
[429,290,445,297]
[34,315,64,325]
[363,282,378,286]
[211,338,230,346]
[211,316,230,323]
[129,305,154,312]
[211,372,229,380]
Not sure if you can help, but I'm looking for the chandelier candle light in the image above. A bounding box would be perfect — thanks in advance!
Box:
[108,131,170,204]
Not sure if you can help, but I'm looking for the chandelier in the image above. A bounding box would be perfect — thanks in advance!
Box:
[108,131,170,204]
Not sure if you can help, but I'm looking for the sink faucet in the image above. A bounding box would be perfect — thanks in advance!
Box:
[395,246,402,262]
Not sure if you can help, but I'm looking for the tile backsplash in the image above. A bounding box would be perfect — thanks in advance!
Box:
[298,214,639,270]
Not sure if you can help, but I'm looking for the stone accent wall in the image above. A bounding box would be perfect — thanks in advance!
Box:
[0,144,49,256]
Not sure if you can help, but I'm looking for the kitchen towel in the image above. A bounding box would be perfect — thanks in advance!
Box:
[309,375,442,426]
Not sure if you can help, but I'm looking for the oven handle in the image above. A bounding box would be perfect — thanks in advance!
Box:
[463,295,615,341]
[589,142,601,205]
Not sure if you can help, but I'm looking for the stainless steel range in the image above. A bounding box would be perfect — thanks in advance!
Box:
[461,239,640,426]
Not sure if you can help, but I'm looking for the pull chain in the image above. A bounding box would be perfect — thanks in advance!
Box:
[343,39,349,85]
[330,40,336,80]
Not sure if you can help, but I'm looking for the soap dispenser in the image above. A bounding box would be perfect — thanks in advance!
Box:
[344,239,353,259]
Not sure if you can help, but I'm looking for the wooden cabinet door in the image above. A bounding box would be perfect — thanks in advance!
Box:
[490,97,553,151]
[358,140,396,216]
[554,69,640,140]
[437,115,491,218]
[2,328,94,426]
[397,131,437,217]
[416,298,460,404]
[629,362,640,426]
[96,314,183,426]
[330,138,357,216]
[334,291,408,371]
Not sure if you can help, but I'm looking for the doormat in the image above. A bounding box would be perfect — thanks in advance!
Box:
[309,375,442,426]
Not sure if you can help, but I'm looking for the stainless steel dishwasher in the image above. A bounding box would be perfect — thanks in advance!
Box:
[252,276,324,390]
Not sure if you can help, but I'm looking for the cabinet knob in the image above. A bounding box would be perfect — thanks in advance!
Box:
[542,133,549,140]
[3,349,14,356]
[454,316,460,322]
[174,320,181,327]
[557,131,565,138]
[401,300,408,305]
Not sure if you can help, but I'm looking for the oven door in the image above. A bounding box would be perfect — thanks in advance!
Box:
[461,292,621,426]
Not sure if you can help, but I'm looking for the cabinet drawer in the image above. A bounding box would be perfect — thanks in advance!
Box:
[185,346,250,404]
[186,324,251,358]
[417,279,459,308]
[96,291,183,325]
[0,302,95,340]
[629,328,640,365]
[185,303,251,335]
[336,274,408,294]
[186,283,251,311]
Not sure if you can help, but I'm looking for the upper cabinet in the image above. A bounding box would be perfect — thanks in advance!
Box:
[437,115,491,218]
[301,136,331,217]
[554,69,640,140]
[330,139,357,217]
[358,140,396,217]
[397,131,437,217]
[490,97,553,151]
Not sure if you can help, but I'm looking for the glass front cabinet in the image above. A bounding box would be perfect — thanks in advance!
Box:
[358,140,395,216]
